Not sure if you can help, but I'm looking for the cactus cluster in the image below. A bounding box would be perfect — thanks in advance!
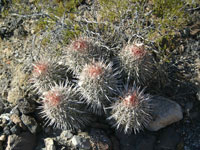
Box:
[30,36,154,134]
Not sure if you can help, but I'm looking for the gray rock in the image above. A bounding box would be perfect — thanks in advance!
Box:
[71,135,91,150]
[147,96,183,131]
[0,135,6,142]
[6,132,36,150]
[21,114,38,134]
[44,138,56,150]
[60,130,73,140]
[17,98,36,114]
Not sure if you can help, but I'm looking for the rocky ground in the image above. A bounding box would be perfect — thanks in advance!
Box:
[0,0,200,150]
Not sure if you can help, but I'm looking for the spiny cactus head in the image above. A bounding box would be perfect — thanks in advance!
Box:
[119,41,154,84]
[83,62,105,78]
[123,42,146,60]
[43,90,62,107]
[78,59,120,115]
[32,61,49,77]
[30,55,69,94]
[70,37,92,53]
[108,83,152,134]
[122,91,138,107]
[40,82,91,130]
[72,38,89,52]
[131,43,146,58]
[41,82,66,107]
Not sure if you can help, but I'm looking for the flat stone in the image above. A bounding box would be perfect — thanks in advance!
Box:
[21,114,38,134]
[60,130,73,140]
[44,138,56,150]
[71,135,91,150]
[6,133,36,150]
[147,96,183,131]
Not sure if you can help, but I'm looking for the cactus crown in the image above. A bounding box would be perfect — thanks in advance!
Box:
[123,91,138,107]
[43,90,62,106]
[72,38,89,52]
[33,62,49,77]
[84,62,105,78]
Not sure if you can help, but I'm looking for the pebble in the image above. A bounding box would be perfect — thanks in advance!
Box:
[10,114,26,129]
[2,119,8,126]
[21,114,38,134]
[0,114,10,122]
[44,138,56,150]
[60,130,73,140]
[71,135,91,150]
[147,96,183,131]
[0,135,6,141]
[10,114,21,125]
